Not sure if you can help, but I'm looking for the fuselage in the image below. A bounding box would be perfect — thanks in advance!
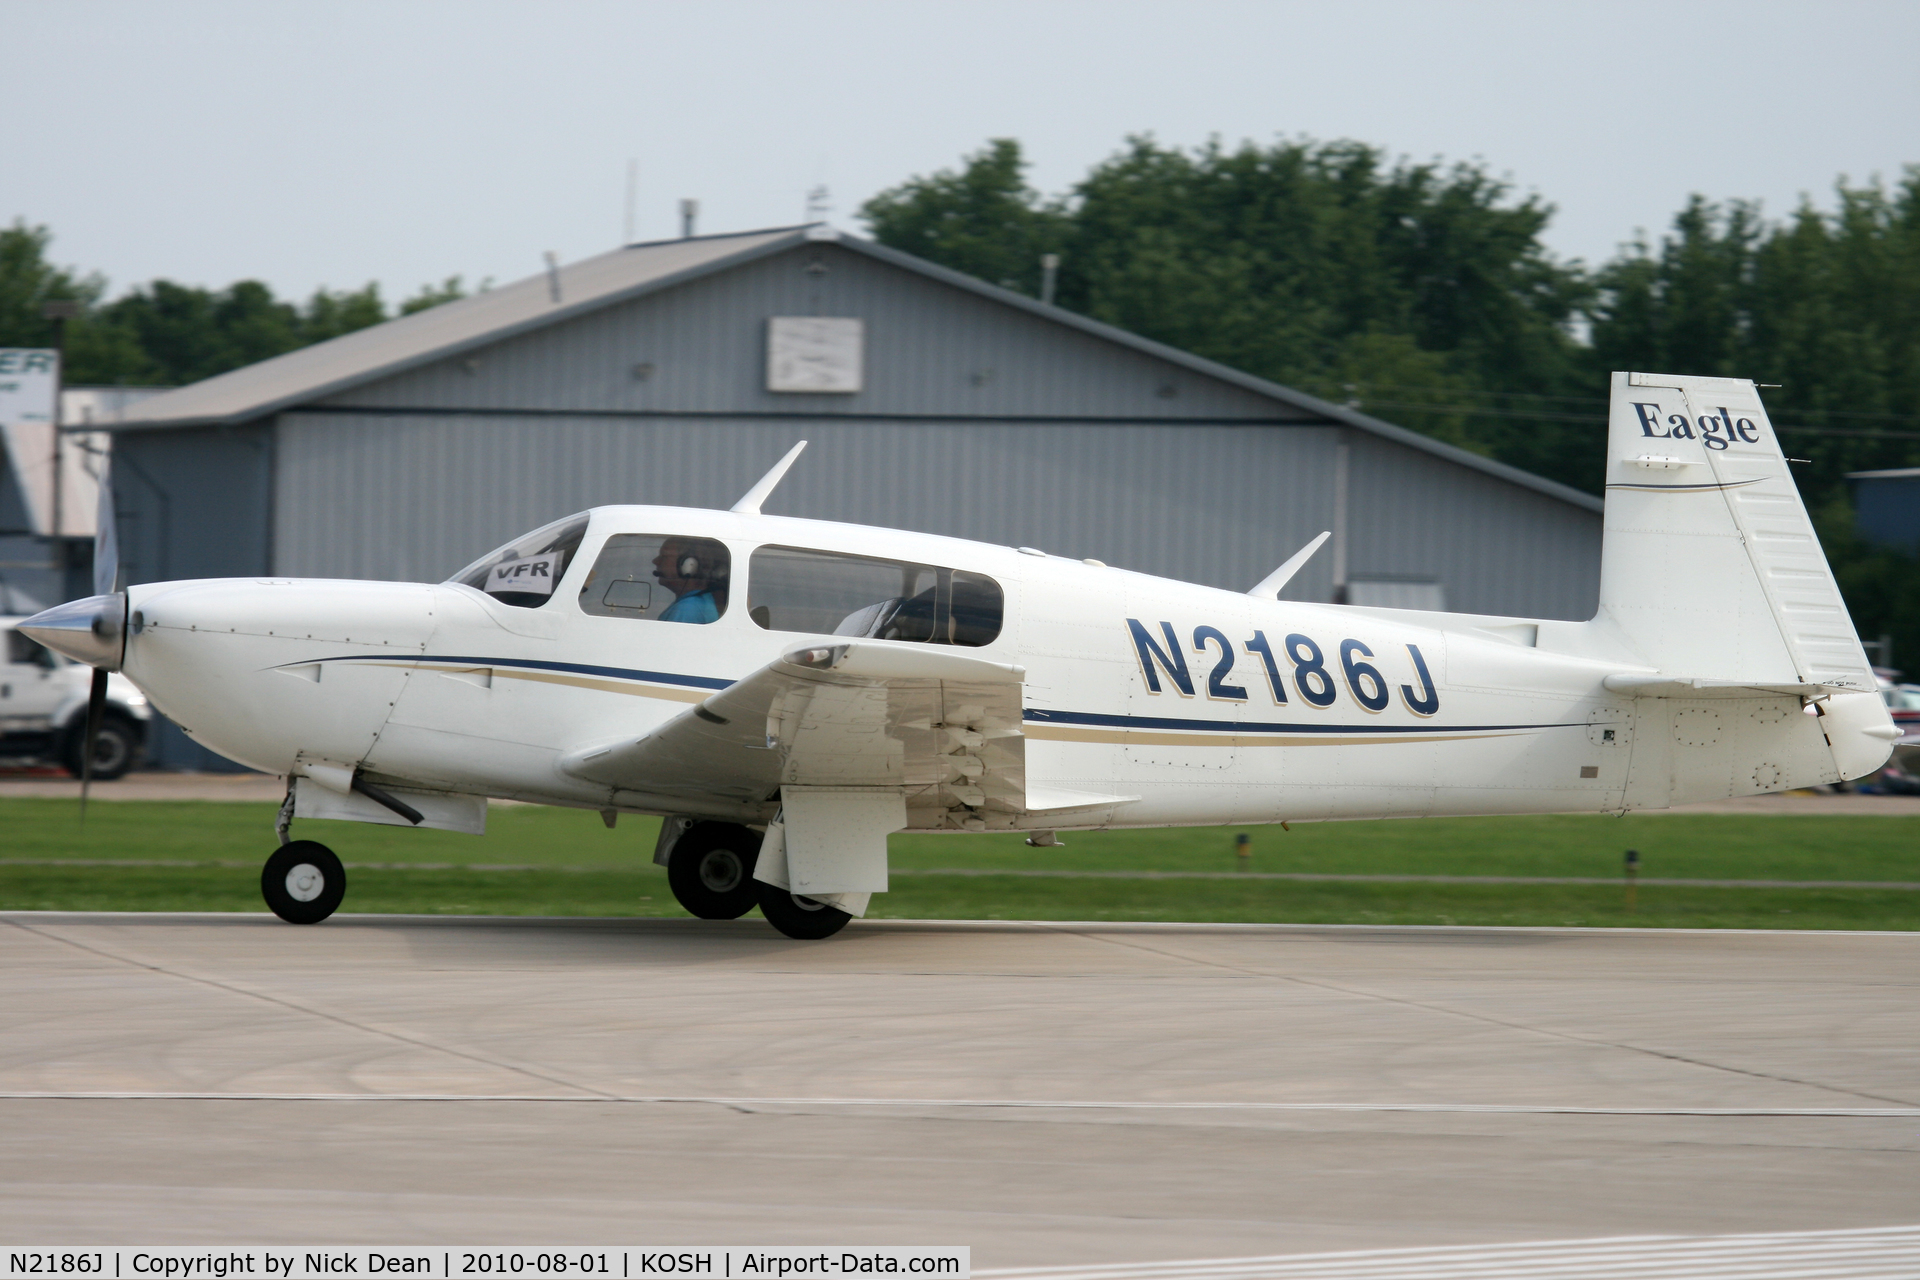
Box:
[117,503,1853,828]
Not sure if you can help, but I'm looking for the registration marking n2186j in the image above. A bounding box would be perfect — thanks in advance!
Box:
[1127,619,1440,716]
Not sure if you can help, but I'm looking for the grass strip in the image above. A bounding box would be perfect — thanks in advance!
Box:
[4,798,1920,883]
[2,863,1914,931]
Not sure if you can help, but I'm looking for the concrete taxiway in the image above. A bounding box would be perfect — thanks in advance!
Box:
[1,914,1915,1265]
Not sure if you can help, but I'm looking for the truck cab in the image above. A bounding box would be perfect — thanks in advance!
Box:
[0,618,151,779]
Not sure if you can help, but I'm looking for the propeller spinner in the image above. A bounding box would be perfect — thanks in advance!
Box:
[19,450,127,814]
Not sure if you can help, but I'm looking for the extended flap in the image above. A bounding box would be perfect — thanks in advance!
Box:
[559,640,1031,827]
[1603,674,1846,699]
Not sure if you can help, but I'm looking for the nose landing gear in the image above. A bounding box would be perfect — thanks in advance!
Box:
[262,840,346,924]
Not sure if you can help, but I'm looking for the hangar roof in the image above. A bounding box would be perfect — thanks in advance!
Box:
[106,224,1601,513]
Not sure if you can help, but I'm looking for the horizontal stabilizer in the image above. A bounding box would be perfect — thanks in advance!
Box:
[1603,675,1851,699]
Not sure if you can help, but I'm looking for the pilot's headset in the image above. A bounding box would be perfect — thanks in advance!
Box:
[675,541,727,583]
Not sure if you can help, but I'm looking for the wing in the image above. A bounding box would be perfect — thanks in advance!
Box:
[559,641,1036,830]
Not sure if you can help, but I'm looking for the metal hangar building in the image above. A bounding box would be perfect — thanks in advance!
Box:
[104,224,1604,767]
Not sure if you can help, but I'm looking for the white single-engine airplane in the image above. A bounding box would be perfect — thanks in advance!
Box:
[22,372,1899,938]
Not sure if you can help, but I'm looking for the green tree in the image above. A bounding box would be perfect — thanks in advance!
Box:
[82,279,303,385]
[1587,172,1920,495]
[2,221,405,385]
[401,275,469,315]
[1065,137,1595,482]
[861,139,1069,295]
[1812,495,1920,678]
[302,282,386,342]
[1587,172,1920,671]
[0,219,105,347]
[863,135,1596,488]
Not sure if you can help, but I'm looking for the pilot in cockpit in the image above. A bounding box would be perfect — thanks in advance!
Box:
[651,536,729,624]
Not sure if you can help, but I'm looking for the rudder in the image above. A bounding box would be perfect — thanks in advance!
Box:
[1595,370,1874,692]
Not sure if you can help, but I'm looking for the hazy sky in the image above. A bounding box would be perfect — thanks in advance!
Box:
[11,0,1918,305]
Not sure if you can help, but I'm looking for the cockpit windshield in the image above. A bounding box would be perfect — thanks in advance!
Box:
[448,513,591,609]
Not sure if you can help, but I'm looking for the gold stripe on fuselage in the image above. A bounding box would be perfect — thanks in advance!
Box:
[369,662,1526,742]
[359,660,710,703]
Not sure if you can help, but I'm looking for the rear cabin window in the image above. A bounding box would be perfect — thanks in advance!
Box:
[448,514,590,609]
[578,534,731,624]
[746,545,1002,647]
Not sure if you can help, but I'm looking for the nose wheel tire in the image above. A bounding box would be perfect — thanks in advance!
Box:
[666,822,762,919]
[262,840,346,924]
[754,879,853,940]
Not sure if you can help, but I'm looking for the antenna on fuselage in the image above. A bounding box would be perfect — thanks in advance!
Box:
[730,440,809,514]
[1247,530,1332,600]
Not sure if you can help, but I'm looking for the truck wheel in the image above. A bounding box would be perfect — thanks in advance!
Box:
[61,713,140,781]
[667,822,761,919]
[262,841,346,924]
[754,880,852,940]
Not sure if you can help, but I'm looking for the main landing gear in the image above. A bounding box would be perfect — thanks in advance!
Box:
[665,822,763,919]
[663,820,852,939]
[753,881,853,940]
[262,840,346,924]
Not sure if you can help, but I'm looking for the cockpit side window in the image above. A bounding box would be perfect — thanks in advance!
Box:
[747,545,1003,647]
[578,534,731,624]
[448,514,590,609]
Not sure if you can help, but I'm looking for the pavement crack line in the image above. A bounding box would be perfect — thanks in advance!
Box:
[3,917,616,1101]
[1037,922,1920,1109]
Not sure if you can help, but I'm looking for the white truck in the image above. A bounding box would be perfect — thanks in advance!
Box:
[1,616,150,779]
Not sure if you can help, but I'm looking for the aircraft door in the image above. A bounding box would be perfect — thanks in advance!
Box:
[1016,571,1125,793]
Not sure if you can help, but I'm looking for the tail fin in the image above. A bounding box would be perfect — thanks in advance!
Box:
[1595,370,1874,693]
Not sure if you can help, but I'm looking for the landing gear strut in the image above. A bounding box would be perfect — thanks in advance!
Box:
[262,840,346,924]
[666,822,762,919]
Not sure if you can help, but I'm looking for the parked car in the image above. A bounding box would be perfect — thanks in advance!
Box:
[1880,680,1920,745]
[0,617,152,779]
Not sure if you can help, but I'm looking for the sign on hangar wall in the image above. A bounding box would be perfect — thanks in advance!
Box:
[0,348,102,538]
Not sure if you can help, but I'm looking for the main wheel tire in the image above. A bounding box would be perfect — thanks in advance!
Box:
[61,714,140,782]
[666,822,762,919]
[754,879,853,940]
[262,840,346,924]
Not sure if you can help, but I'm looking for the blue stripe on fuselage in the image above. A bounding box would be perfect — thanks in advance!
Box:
[301,655,1575,734]
[1023,708,1579,735]
[308,653,736,692]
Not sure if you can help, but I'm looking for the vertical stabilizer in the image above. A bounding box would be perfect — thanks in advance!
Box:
[1596,371,1873,692]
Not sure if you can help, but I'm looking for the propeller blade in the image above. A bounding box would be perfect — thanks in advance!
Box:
[79,665,109,821]
[93,451,119,597]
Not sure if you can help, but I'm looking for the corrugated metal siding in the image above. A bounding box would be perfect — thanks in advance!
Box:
[1347,432,1600,619]
[274,412,1598,618]
[116,426,272,586]
[322,244,1301,423]
[114,424,274,771]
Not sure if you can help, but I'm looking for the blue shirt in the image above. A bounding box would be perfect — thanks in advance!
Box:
[659,589,719,624]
